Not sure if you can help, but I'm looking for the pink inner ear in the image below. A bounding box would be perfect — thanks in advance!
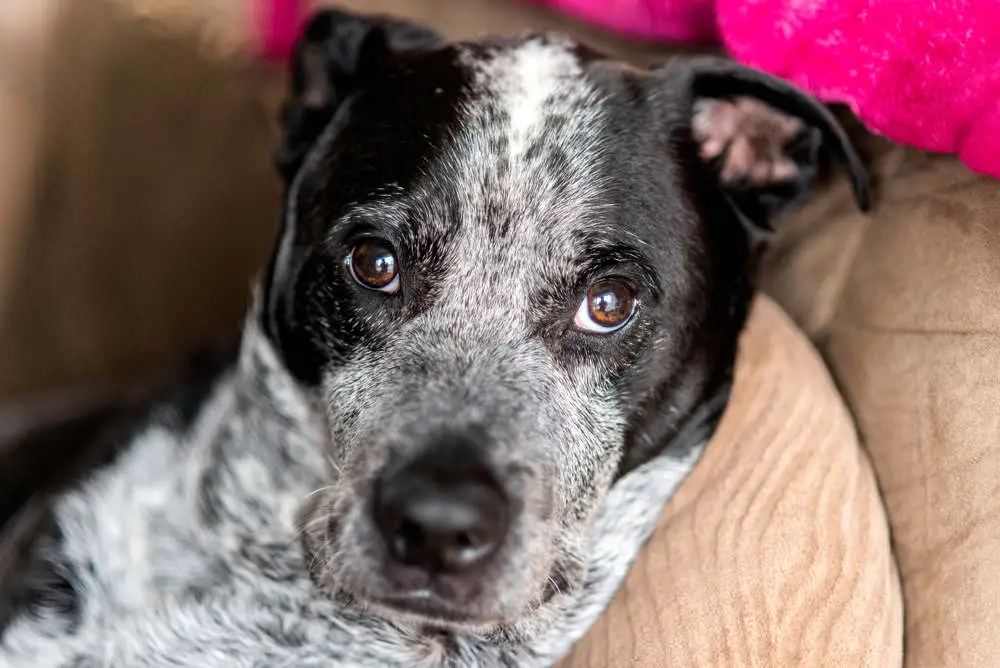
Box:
[693,98,807,187]
[253,0,308,63]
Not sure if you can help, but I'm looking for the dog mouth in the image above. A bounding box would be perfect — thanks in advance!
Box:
[367,589,502,628]
[339,553,573,633]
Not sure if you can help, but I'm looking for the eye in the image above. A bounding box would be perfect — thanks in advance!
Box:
[346,239,400,293]
[573,279,637,333]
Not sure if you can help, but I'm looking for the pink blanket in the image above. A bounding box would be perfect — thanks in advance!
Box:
[538,0,1000,179]
[253,0,1000,179]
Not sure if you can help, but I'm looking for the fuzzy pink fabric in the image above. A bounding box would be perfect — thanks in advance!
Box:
[534,0,1000,179]
[717,0,1000,179]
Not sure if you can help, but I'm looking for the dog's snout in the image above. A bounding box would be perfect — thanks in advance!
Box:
[373,437,509,575]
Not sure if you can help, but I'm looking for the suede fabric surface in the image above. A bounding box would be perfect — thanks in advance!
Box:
[763,140,1000,667]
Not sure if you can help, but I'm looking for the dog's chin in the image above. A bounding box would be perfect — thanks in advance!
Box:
[332,577,558,640]
[361,592,512,635]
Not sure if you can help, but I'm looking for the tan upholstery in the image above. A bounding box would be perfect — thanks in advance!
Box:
[0,0,276,399]
[763,143,1000,667]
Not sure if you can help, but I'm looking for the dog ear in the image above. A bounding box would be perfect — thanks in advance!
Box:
[263,11,441,378]
[275,10,442,183]
[670,57,870,238]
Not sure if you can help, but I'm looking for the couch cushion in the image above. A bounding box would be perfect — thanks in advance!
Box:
[561,296,902,667]
[764,142,1000,666]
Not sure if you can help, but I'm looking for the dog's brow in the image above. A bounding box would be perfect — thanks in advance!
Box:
[578,239,661,296]
[333,198,411,237]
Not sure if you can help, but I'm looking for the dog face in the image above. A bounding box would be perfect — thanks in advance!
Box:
[265,11,868,635]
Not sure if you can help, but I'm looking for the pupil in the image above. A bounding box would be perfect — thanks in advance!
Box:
[596,292,617,314]
[589,281,632,325]
[372,254,392,275]
[354,242,396,286]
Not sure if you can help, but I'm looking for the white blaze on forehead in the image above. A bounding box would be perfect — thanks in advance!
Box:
[436,38,610,321]
[462,36,608,176]
[473,37,587,160]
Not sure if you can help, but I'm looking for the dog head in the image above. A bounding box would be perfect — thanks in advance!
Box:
[263,10,868,636]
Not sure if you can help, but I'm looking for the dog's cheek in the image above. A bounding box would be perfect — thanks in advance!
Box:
[546,532,589,600]
[321,350,393,454]
[315,498,385,598]
[286,252,403,384]
[551,374,628,523]
[278,257,358,383]
[300,496,340,594]
[498,482,561,600]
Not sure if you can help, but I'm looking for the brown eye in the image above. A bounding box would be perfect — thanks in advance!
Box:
[573,279,637,333]
[347,240,399,293]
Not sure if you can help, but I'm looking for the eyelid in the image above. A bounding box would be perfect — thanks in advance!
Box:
[577,262,658,301]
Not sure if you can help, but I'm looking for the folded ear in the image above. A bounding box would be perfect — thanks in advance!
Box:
[670,57,870,236]
[275,10,442,183]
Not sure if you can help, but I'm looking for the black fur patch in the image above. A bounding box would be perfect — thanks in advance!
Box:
[0,513,80,634]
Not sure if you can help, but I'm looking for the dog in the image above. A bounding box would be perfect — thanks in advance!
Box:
[0,10,868,667]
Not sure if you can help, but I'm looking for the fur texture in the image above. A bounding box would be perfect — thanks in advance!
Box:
[0,10,868,667]
[0,317,704,666]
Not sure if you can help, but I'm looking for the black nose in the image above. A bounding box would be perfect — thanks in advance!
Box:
[373,441,509,574]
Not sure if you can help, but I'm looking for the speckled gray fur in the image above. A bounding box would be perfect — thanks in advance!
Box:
[0,313,701,667]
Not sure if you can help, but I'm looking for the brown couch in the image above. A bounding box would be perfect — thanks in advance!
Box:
[2,0,998,665]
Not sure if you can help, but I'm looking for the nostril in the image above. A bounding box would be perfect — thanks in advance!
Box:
[374,452,510,575]
[441,526,501,572]
[388,519,425,563]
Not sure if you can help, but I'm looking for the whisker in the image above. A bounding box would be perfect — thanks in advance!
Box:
[302,485,336,501]
[307,534,331,576]
[285,511,335,548]
[300,512,338,531]
[546,575,563,597]
[322,450,343,478]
